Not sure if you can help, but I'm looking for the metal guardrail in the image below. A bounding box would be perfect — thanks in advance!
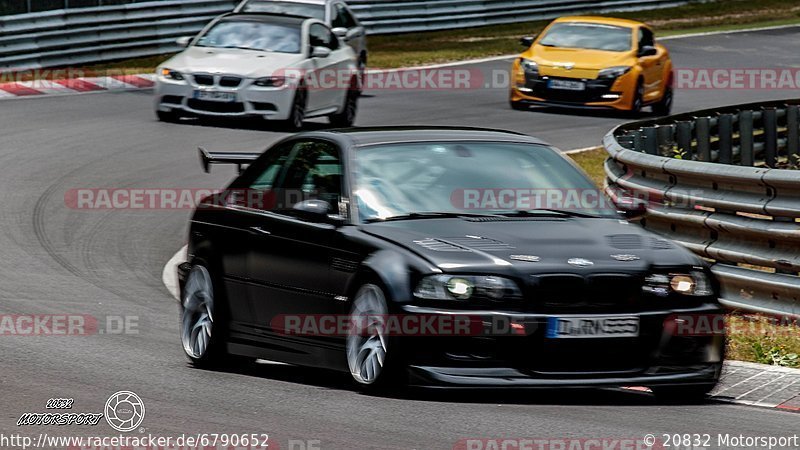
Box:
[0,0,237,69]
[604,99,800,318]
[1,0,693,69]
[347,0,690,34]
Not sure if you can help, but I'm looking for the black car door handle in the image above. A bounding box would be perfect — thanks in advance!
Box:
[250,226,271,236]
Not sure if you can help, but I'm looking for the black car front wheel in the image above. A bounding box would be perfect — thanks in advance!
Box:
[346,283,402,390]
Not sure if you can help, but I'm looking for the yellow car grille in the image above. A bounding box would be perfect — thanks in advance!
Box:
[539,65,599,80]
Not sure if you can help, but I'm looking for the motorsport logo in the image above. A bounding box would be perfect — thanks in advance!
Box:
[16,391,145,432]
[104,391,146,432]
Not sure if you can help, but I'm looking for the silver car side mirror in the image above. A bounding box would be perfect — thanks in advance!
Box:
[311,46,331,58]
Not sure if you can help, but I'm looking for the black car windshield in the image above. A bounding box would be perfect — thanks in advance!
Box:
[242,1,326,20]
[354,142,619,221]
[538,22,633,52]
[195,20,302,53]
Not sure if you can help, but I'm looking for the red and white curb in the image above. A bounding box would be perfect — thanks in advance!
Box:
[712,360,800,411]
[0,73,155,99]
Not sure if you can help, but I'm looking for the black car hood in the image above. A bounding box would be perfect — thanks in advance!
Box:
[361,217,699,274]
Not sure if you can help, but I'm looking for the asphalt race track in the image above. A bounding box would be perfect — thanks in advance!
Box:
[1,27,799,449]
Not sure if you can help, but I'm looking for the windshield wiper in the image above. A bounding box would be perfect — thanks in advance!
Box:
[219,45,269,52]
[365,212,504,223]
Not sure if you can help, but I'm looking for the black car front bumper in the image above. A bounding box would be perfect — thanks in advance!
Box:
[399,304,725,388]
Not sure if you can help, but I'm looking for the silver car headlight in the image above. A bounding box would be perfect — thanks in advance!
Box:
[643,271,713,297]
[414,275,522,301]
[253,76,286,87]
[160,68,184,81]
[598,66,632,79]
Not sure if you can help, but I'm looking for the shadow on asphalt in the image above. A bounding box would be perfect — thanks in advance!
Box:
[159,116,338,133]
[198,361,715,407]
[516,105,659,120]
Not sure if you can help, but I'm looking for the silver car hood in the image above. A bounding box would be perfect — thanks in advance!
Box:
[163,46,308,78]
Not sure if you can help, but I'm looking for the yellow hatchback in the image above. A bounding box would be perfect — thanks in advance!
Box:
[510,16,673,115]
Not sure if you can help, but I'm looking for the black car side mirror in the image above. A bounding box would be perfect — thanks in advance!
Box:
[638,45,658,57]
[293,199,345,225]
[520,36,535,48]
[294,199,331,216]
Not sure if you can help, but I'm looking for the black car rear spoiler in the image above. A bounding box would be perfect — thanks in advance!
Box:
[198,147,260,173]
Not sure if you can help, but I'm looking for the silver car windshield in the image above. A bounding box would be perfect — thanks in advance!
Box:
[195,20,302,54]
[242,1,326,20]
[354,142,619,221]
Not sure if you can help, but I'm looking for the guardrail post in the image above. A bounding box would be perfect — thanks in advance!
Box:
[657,124,674,156]
[739,110,754,166]
[630,130,643,152]
[763,107,778,168]
[695,117,711,162]
[787,105,799,160]
[718,113,733,164]
[676,121,693,160]
[643,126,658,155]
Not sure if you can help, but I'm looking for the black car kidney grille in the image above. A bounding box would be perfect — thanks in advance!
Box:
[531,273,641,312]
[193,74,215,85]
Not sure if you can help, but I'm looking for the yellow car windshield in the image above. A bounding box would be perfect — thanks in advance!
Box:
[538,23,632,52]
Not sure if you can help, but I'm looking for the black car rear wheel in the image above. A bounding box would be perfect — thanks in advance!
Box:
[180,263,253,368]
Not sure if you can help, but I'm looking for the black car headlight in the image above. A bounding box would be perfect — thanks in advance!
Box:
[598,66,632,79]
[643,271,713,297]
[160,68,184,81]
[254,76,286,87]
[414,275,522,301]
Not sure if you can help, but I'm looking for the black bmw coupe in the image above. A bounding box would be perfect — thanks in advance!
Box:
[177,127,724,399]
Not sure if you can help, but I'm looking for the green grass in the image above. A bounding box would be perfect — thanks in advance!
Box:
[568,148,800,367]
[567,148,606,187]
[367,0,800,68]
[48,0,800,74]
[727,315,800,367]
